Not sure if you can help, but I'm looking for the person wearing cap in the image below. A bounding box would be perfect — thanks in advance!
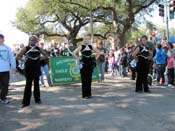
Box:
[0,34,16,104]
[16,35,48,108]
[132,35,153,93]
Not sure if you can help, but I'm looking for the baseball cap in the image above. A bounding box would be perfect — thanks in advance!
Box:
[141,35,148,40]
[0,34,4,39]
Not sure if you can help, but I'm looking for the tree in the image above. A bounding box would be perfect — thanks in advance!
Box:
[15,0,99,45]
[15,0,157,47]
[57,0,158,47]
[95,0,157,47]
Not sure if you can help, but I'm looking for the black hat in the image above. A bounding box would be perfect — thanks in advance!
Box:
[29,35,38,41]
[141,35,148,40]
[0,34,4,39]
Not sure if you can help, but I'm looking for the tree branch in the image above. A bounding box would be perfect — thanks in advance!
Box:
[35,31,67,37]
[58,0,89,10]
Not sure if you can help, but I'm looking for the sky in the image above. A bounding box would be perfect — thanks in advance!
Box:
[146,6,175,29]
[0,0,28,46]
[0,0,174,47]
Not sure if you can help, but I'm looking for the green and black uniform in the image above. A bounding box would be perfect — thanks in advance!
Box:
[22,46,41,106]
[80,44,95,98]
[136,45,150,92]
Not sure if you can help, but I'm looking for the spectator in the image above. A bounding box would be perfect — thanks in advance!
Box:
[114,46,120,76]
[108,51,115,76]
[97,39,107,82]
[154,44,168,86]
[119,48,128,77]
[167,49,174,86]
[39,42,52,87]
[0,34,16,104]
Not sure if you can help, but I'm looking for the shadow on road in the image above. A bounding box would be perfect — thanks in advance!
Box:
[1,75,175,131]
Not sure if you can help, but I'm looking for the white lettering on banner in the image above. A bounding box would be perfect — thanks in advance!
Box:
[55,69,68,73]
[56,59,74,65]
[54,77,73,82]
[92,75,97,79]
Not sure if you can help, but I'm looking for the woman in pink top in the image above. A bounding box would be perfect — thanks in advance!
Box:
[167,50,174,86]
[108,51,115,76]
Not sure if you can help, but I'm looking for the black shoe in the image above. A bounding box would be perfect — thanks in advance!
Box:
[35,100,42,104]
[87,96,92,99]
[84,96,92,99]
[83,96,88,99]
[21,104,29,108]
[135,90,142,93]
[144,90,151,93]
[83,96,92,99]
[0,99,10,104]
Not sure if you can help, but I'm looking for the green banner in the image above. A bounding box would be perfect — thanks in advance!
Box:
[50,56,99,85]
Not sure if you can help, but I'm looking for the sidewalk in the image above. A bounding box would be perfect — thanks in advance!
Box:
[1,73,175,131]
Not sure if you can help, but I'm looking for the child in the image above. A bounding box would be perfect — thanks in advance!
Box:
[167,50,174,86]
[119,48,128,77]
[108,51,115,76]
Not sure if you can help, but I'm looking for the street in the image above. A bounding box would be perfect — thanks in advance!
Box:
[1,73,175,131]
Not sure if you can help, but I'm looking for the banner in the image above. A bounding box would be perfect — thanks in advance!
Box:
[50,56,99,85]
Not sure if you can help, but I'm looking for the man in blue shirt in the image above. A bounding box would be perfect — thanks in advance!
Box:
[154,44,168,85]
[0,34,16,104]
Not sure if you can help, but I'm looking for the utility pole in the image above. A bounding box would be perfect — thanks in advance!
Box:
[159,0,170,41]
[165,0,170,41]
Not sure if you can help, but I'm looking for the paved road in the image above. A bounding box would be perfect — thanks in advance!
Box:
[1,73,175,131]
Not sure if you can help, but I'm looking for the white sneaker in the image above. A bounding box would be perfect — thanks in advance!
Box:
[40,84,46,87]
[1,99,10,104]
[168,84,174,88]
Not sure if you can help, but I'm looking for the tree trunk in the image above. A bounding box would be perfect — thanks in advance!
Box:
[118,32,126,47]
[112,31,126,48]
